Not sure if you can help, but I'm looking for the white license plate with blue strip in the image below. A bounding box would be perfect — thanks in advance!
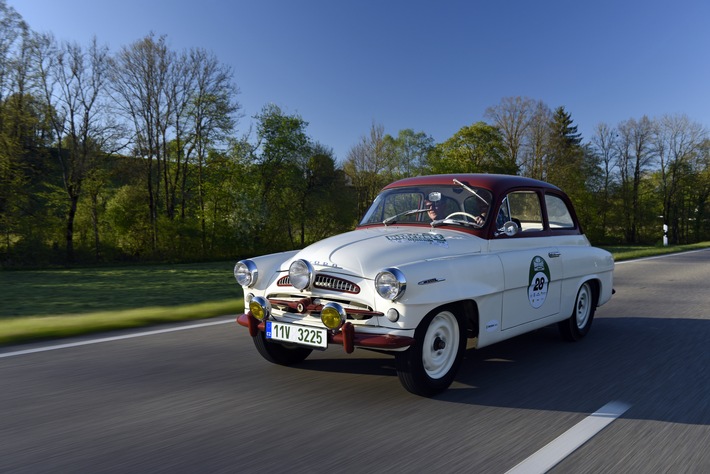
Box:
[266,321,327,349]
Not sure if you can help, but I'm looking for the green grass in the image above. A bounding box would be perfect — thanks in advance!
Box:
[0,261,244,346]
[0,261,241,318]
[2,244,710,346]
[601,242,710,261]
[0,300,241,345]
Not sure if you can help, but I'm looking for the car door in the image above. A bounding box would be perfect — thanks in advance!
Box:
[488,190,562,330]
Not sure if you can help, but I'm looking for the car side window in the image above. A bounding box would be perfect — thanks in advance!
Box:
[545,194,575,229]
[507,191,543,232]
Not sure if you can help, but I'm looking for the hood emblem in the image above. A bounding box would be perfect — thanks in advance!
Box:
[418,278,445,285]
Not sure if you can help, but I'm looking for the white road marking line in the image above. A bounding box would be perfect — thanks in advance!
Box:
[505,400,631,474]
[0,318,234,359]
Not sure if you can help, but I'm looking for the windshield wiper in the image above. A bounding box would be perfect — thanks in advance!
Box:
[383,209,428,225]
[453,178,489,206]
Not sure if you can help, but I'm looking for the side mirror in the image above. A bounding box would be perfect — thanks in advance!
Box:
[501,220,519,236]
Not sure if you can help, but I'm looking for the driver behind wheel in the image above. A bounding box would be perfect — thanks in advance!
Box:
[424,199,442,221]
[471,201,490,225]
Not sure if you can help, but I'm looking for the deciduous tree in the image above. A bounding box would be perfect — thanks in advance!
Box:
[431,121,514,174]
[654,114,707,243]
[383,128,434,178]
[343,122,394,218]
[110,33,173,253]
[183,48,240,255]
[616,116,655,243]
[485,96,533,170]
[35,35,121,263]
[590,122,619,239]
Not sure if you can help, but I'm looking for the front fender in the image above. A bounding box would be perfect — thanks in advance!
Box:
[374,254,504,339]
[239,250,299,291]
[395,254,504,307]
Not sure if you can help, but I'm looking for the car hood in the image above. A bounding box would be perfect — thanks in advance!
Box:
[284,226,482,278]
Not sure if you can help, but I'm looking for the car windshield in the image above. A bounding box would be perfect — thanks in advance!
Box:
[359,185,494,227]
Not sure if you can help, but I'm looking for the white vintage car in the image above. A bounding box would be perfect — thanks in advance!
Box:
[235,174,614,396]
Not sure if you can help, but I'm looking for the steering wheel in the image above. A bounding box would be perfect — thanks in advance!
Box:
[444,212,483,226]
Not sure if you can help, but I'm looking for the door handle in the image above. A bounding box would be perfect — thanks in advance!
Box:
[548,251,561,258]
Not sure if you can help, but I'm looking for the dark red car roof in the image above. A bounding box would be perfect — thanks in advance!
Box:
[383,173,563,196]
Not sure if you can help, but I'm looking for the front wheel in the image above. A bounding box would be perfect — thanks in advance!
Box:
[253,332,312,366]
[558,281,596,341]
[395,308,466,397]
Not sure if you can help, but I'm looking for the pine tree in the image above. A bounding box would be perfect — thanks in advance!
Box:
[546,106,585,190]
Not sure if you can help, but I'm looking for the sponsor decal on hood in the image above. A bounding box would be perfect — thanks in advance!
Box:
[385,233,448,248]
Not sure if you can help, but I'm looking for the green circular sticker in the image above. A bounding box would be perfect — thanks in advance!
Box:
[528,255,550,309]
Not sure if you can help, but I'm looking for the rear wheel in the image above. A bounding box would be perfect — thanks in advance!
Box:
[395,308,466,397]
[253,332,312,365]
[558,281,596,341]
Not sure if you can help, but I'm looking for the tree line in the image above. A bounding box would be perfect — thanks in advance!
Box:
[1,1,709,268]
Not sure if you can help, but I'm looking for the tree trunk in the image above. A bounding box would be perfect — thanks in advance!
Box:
[65,194,79,264]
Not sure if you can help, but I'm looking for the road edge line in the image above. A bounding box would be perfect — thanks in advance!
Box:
[0,318,234,359]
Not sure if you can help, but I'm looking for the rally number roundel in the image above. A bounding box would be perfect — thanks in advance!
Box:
[528,255,550,309]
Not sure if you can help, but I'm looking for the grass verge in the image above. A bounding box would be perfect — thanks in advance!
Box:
[0,299,242,346]
[602,242,710,261]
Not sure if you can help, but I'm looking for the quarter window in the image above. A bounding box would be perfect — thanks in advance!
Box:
[545,194,575,229]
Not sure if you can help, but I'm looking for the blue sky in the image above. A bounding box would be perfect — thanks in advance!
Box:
[14,0,710,162]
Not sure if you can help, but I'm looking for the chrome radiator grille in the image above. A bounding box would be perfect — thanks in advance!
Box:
[277,274,360,294]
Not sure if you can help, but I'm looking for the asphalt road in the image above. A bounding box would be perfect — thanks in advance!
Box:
[1,250,709,473]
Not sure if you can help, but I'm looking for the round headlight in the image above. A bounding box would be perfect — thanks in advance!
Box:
[248,296,271,321]
[234,260,258,288]
[375,268,407,301]
[321,302,346,330]
[289,259,313,290]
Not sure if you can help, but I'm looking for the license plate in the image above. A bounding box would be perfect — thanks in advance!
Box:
[266,321,327,349]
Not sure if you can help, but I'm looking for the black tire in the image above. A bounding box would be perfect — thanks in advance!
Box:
[253,332,312,366]
[558,281,596,342]
[395,307,466,397]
